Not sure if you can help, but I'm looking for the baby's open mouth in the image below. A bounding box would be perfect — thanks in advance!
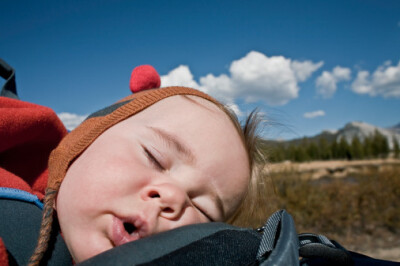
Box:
[112,216,148,247]
[123,222,137,234]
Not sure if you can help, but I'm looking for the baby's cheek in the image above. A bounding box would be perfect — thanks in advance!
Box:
[60,212,114,263]
[156,207,208,233]
[180,206,209,223]
[68,234,113,263]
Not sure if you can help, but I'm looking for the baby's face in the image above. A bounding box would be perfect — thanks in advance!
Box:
[56,95,250,262]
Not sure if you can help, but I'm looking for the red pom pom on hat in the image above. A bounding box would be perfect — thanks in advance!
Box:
[129,65,161,93]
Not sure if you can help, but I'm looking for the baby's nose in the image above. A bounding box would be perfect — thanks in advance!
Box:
[141,184,188,220]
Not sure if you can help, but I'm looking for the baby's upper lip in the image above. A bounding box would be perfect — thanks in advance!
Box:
[111,214,150,247]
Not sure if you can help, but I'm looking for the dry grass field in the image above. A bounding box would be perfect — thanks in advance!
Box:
[234,159,400,262]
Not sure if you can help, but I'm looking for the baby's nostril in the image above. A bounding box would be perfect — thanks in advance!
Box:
[123,222,137,234]
[149,191,160,198]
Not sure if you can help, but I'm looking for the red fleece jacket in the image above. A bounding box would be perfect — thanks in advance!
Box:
[0,96,68,264]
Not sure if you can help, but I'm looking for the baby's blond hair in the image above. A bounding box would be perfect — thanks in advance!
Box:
[217,107,268,227]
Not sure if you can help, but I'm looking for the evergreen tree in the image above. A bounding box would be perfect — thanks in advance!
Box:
[371,130,380,157]
[372,130,389,158]
[318,137,332,160]
[307,142,319,160]
[270,143,285,162]
[331,140,339,159]
[287,143,297,162]
[363,136,373,158]
[381,134,390,157]
[294,145,308,162]
[351,135,364,159]
[297,138,310,162]
[338,137,351,159]
[393,137,400,159]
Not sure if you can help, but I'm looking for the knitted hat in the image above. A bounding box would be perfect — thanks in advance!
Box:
[47,65,220,192]
[29,65,222,265]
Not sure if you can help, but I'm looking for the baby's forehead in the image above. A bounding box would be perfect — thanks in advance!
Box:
[149,94,243,148]
[158,95,228,121]
[180,95,223,113]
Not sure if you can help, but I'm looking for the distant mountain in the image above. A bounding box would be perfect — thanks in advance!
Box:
[286,129,337,146]
[268,121,400,150]
[336,121,400,149]
[388,123,400,134]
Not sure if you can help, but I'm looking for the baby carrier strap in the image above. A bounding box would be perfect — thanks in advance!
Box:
[0,188,71,265]
[0,58,18,100]
[299,233,353,266]
[0,187,44,209]
[255,209,300,265]
[78,209,400,265]
[79,222,262,266]
[79,210,299,266]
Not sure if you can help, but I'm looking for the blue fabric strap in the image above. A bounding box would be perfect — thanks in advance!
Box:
[0,187,44,209]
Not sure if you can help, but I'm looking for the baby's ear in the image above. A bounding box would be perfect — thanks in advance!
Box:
[129,65,161,93]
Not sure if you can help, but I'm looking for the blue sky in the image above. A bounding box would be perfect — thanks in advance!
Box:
[1,0,399,138]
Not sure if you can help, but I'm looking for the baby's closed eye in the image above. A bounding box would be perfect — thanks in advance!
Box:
[142,145,165,170]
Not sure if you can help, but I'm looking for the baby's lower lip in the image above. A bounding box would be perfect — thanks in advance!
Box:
[111,217,140,247]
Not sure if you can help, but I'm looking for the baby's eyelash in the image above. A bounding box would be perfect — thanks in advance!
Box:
[194,204,213,222]
[143,146,164,170]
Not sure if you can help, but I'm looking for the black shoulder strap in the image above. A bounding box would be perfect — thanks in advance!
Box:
[256,209,300,266]
[0,58,19,99]
[76,208,400,266]
[299,233,353,266]
[299,233,400,266]
[79,222,260,266]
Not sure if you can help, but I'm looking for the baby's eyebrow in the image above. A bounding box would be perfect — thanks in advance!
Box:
[147,126,196,164]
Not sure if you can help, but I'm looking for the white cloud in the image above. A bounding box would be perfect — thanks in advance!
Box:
[303,110,326,119]
[315,66,351,98]
[225,103,243,117]
[229,52,323,105]
[351,60,400,98]
[160,51,323,106]
[198,73,233,102]
[160,65,200,89]
[57,112,87,131]
[351,71,371,94]
[291,60,324,82]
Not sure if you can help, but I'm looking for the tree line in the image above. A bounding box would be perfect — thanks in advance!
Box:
[265,130,400,163]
